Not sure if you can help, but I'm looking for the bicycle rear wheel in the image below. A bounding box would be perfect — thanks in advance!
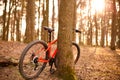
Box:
[72,42,80,64]
[19,40,48,79]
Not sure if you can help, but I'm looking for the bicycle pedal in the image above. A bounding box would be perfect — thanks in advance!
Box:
[50,69,55,74]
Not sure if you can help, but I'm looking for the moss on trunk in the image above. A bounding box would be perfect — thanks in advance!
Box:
[57,66,77,80]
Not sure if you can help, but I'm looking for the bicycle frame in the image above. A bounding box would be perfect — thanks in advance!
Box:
[37,39,58,63]
[35,27,81,63]
[18,26,81,79]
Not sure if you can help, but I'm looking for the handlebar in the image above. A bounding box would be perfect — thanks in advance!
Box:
[43,26,81,34]
[43,26,54,33]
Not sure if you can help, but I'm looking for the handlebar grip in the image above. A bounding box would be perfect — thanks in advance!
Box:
[75,29,81,33]
[73,29,81,33]
[43,26,54,33]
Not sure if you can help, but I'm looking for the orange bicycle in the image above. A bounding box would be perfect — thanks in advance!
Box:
[19,26,80,79]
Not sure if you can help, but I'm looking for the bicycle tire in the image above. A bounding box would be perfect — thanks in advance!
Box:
[19,40,48,79]
[72,42,80,64]
[54,42,80,68]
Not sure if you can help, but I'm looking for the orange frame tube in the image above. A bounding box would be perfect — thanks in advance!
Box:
[38,39,58,63]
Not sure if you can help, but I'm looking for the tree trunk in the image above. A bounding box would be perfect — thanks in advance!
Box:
[100,15,105,47]
[118,22,120,48]
[90,23,92,45]
[87,0,92,46]
[24,0,35,43]
[37,0,41,39]
[117,0,120,48]
[2,0,7,40]
[87,22,92,45]
[94,11,98,46]
[57,0,77,80]
[110,0,117,50]
[41,0,49,42]
[72,0,76,41]
[14,0,21,41]
[51,0,55,40]
[16,11,21,41]
[6,0,12,41]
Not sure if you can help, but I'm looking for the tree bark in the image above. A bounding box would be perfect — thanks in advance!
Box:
[6,0,12,41]
[37,0,41,39]
[41,0,49,42]
[2,0,7,41]
[51,0,55,40]
[110,0,117,50]
[94,11,98,46]
[100,15,105,47]
[57,0,77,80]
[117,0,120,48]
[72,0,77,41]
[87,0,92,46]
[24,0,35,43]
[16,11,21,41]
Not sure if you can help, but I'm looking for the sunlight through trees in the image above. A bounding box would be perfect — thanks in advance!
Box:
[0,0,120,49]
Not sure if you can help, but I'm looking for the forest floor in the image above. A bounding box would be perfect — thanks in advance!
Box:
[0,41,120,80]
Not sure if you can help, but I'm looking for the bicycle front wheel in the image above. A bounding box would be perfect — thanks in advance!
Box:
[19,40,48,79]
[54,42,80,68]
[72,42,80,64]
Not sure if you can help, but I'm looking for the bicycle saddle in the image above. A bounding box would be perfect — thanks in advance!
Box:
[43,26,54,33]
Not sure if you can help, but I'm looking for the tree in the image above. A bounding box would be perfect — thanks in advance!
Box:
[41,0,49,42]
[87,0,93,46]
[72,0,77,41]
[6,0,12,41]
[13,0,21,41]
[117,0,120,48]
[16,10,21,41]
[110,0,117,50]
[2,0,7,40]
[37,0,41,39]
[56,0,77,80]
[51,0,55,40]
[94,11,98,46]
[100,13,105,47]
[24,0,35,43]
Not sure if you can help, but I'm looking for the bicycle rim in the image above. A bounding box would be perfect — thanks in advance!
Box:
[72,42,80,64]
[19,40,48,79]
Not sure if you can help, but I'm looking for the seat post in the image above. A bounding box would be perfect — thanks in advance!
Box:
[48,32,52,42]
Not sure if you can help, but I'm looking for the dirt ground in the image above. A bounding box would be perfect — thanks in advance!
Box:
[0,41,120,80]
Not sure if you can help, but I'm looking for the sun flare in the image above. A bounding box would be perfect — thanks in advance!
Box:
[91,0,105,12]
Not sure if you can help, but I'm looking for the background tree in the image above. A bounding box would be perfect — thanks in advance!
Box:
[51,0,55,40]
[24,0,35,43]
[6,0,12,41]
[2,0,7,40]
[100,13,106,47]
[110,0,117,50]
[72,0,77,41]
[37,0,41,39]
[0,0,120,50]
[94,11,98,46]
[117,0,120,48]
[87,0,93,46]
[57,0,77,79]
[41,0,49,42]
[13,0,21,41]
